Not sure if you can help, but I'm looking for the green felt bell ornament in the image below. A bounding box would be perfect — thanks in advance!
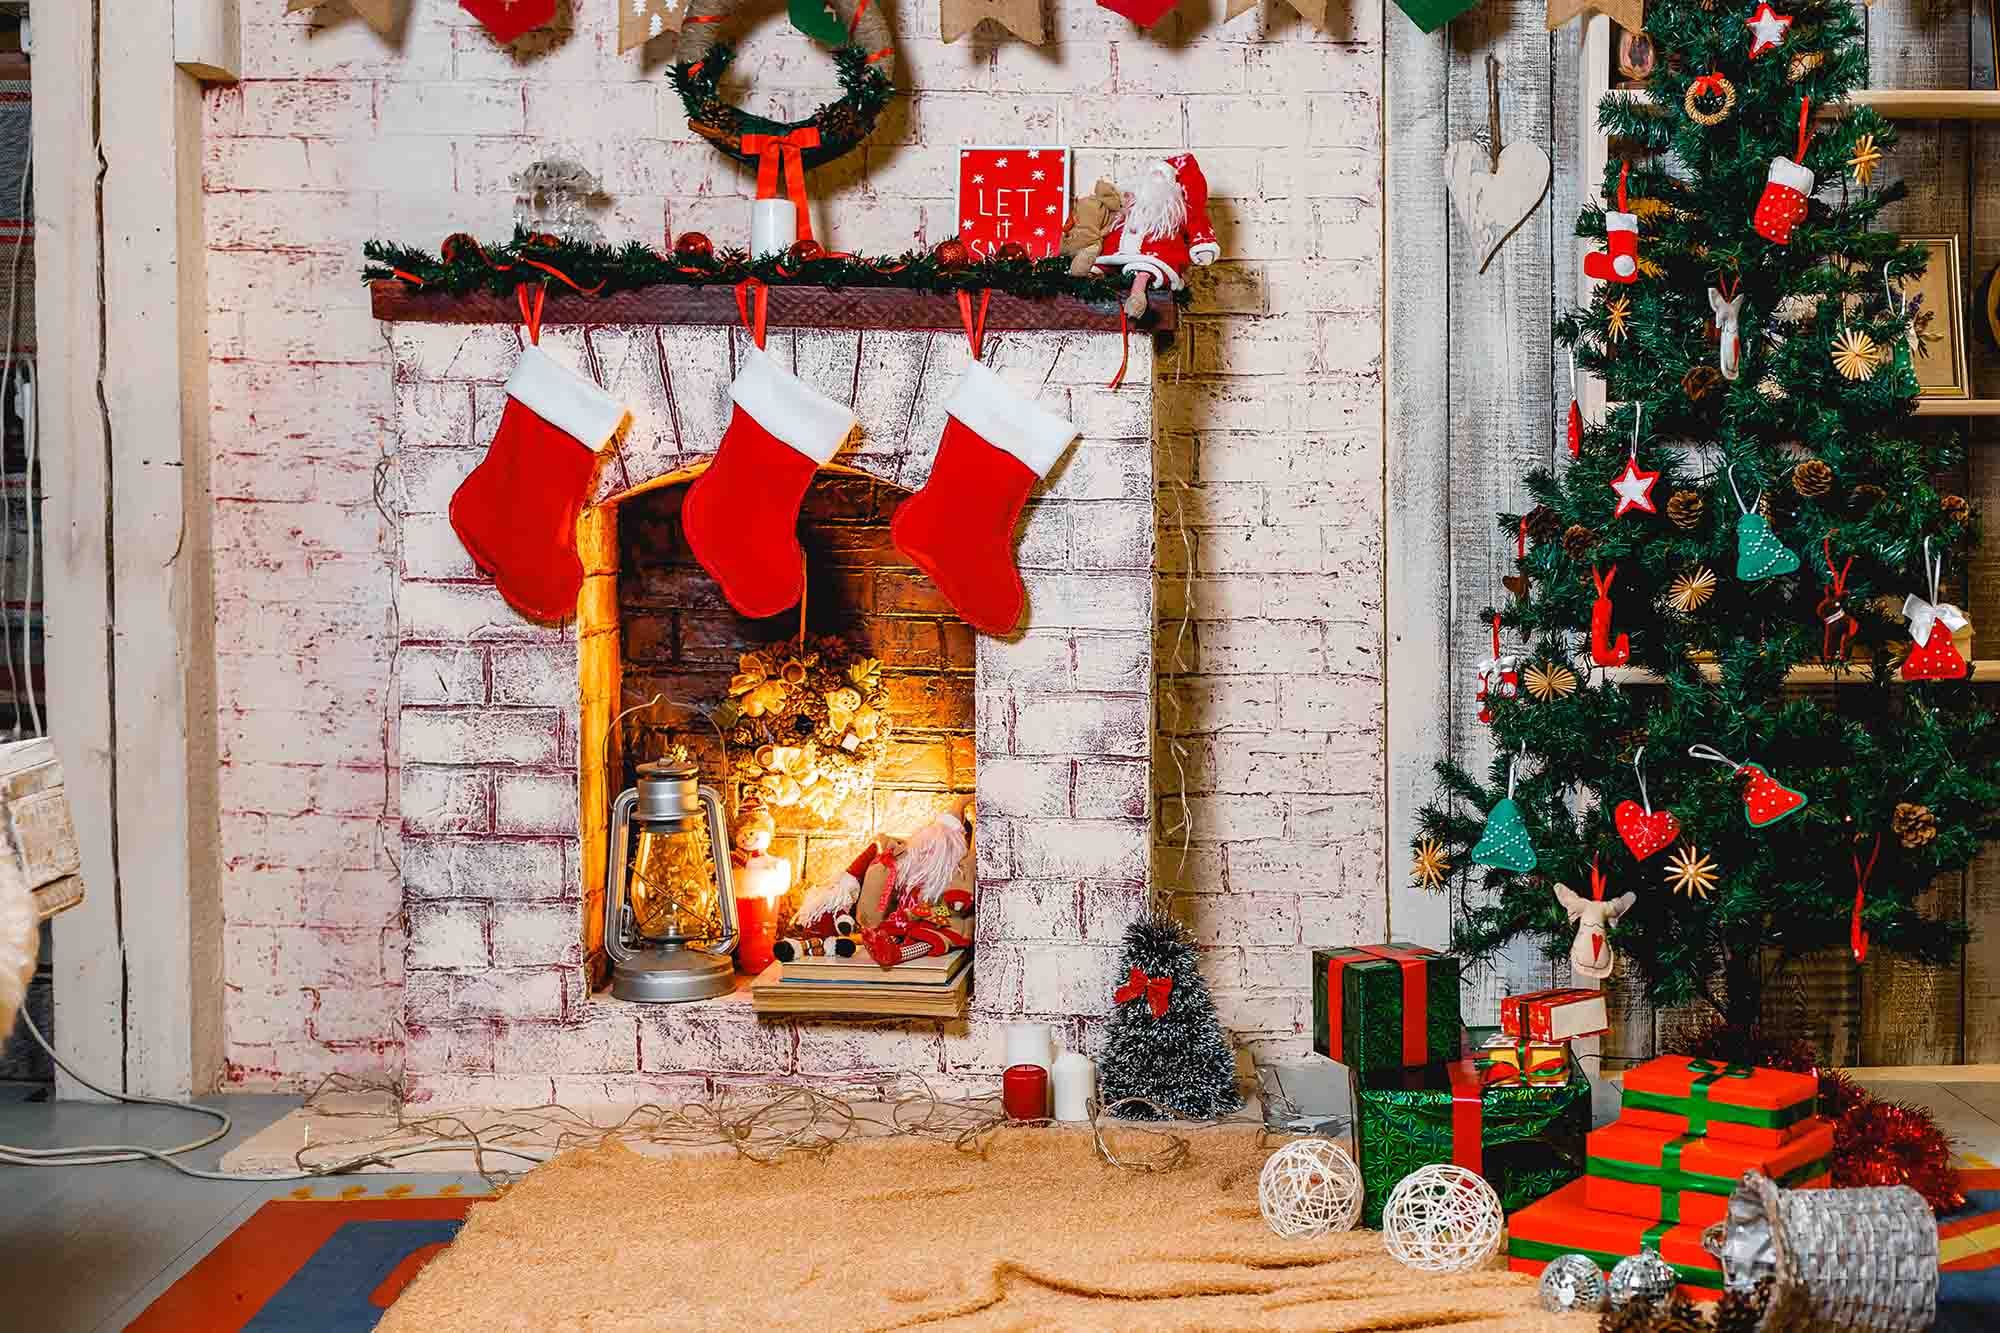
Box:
[1472,755,1538,872]
[1729,463,1799,581]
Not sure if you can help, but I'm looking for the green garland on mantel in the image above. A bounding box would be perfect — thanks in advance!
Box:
[362,232,1187,307]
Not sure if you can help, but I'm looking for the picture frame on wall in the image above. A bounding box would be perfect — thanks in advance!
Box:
[1899,236,1971,399]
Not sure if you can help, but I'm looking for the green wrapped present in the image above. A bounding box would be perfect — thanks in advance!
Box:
[1311,943,1461,1073]
[1392,0,1481,34]
[1352,1050,1591,1228]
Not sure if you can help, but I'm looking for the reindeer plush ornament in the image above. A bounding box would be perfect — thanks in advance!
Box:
[1552,856,1636,982]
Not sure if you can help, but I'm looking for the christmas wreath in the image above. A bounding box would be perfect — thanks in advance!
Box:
[670,0,895,172]
[717,635,890,820]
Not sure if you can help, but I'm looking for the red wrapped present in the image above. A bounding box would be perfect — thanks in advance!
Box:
[1619,1055,1819,1148]
[1507,1178,1723,1301]
[1500,986,1609,1042]
[1584,1117,1835,1227]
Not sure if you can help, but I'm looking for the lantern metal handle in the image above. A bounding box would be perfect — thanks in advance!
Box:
[689,784,738,956]
[603,786,639,965]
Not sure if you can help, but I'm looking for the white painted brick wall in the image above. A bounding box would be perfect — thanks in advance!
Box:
[208,5,1384,1090]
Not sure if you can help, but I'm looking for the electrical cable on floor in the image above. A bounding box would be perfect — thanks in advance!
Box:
[0,1008,548,1180]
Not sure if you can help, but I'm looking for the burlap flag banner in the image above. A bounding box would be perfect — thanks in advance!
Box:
[1546,0,1643,32]
[941,0,1045,44]
[621,0,692,50]
[1226,0,1329,27]
[287,0,398,36]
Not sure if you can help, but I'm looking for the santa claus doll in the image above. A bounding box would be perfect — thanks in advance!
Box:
[1087,154,1221,318]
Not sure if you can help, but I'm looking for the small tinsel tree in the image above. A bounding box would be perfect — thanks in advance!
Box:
[1098,914,1242,1121]
[1414,0,2000,1029]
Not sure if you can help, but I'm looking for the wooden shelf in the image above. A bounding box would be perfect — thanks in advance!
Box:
[1605,661,2000,686]
[1914,398,2000,417]
[370,281,1177,334]
[1848,90,2000,120]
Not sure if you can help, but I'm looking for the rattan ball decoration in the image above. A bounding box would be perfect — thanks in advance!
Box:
[1608,1246,1677,1309]
[1257,1138,1363,1238]
[1538,1252,1610,1313]
[1380,1164,1505,1273]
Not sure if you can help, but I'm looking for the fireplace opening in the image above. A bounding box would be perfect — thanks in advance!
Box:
[608,468,977,966]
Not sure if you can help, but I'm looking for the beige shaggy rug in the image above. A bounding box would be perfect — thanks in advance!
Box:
[380,1126,1591,1332]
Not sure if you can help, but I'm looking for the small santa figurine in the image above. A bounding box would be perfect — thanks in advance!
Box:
[1088,154,1221,318]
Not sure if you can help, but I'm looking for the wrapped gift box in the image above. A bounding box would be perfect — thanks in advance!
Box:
[1500,986,1609,1042]
[1584,1117,1836,1227]
[1619,1055,1820,1148]
[1352,1049,1589,1228]
[1311,943,1461,1073]
[1476,1031,1570,1087]
[1507,1178,1724,1300]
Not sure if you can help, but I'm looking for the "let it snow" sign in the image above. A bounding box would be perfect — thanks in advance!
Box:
[956,146,1071,260]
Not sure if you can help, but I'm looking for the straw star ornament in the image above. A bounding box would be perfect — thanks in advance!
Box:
[1524,662,1578,701]
[1832,328,1881,381]
[1412,839,1451,891]
[1665,844,1719,899]
[1848,134,1883,185]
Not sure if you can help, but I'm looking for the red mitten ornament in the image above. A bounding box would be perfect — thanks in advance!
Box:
[1754,98,1816,246]
[449,289,626,623]
[892,360,1080,636]
[1901,540,1971,681]
[1590,564,1630,667]
[1583,161,1639,284]
[684,292,858,618]
[460,0,557,43]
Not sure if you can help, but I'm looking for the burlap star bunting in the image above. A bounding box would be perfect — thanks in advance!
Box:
[287,0,398,36]
[1227,0,1333,26]
[1546,0,1644,34]
[942,0,1045,42]
[619,0,691,51]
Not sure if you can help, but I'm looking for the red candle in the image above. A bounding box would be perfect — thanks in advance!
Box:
[735,894,778,975]
[1002,1063,1049,1121]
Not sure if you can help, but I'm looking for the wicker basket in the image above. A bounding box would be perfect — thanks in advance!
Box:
[1702,1170,1936,1332]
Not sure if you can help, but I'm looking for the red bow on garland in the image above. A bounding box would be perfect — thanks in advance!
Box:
[1113,966,1174,1018]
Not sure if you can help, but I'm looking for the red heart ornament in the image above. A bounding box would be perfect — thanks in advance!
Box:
[1614,799,1681,860]
[460,0,557,43]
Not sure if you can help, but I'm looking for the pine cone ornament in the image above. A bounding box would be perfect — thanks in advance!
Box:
[1894,801,1937,849]
[1851,482,1886,510]
[1942,493,1971,524]
[1791,458,1833,498]
[1667,490,1705,530]
[1526,504,1563,544]
[1564,524,1597,559]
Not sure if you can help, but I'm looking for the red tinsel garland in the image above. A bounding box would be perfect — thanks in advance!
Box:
[1674,1019,1963,1213]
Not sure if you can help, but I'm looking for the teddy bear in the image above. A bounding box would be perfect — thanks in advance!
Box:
[1062,179,1128,277]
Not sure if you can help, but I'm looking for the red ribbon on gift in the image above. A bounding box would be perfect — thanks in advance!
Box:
[1324,944,1433,1066]
[1445,1058,1485,1173]
[740,127,821,245]
[1114,967,1174,1018]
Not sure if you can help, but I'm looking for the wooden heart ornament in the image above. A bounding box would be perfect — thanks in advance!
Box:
[1443,138,1552,274]
[1614,799,1681,860]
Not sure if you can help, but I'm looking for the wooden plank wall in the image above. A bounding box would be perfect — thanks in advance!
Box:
[1388,6,2000,1063]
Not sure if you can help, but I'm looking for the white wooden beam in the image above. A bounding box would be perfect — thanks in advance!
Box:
[175,0,241,84]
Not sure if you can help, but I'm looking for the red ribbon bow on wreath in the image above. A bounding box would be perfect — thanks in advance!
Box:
[741,127,821,245]
[1690,71,1729,99]
[1113,966,1174,1018]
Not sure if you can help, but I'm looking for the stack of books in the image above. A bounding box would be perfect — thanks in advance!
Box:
[748,948,971,1018]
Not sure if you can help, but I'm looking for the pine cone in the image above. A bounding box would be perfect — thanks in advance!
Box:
[1712,1282,1774,1333]
[1942,493,1971,524]
[1667,490,1705,530]
[1894,801,1938,849]
[1526,504,1563,544]
[1792,458,1833,498]
[1563,524,1597,559]
[1851,482,1886,510]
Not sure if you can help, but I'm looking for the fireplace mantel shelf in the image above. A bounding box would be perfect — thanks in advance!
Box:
[370,281,1177,334]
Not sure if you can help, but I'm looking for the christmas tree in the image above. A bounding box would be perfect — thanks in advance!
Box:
[1098,915,1242,1120]
[1413,0,2000,1028]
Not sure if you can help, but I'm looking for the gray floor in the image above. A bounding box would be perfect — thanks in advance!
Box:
[0,1094,484,1333]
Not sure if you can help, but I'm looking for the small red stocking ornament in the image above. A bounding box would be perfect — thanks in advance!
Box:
[1590,564,1631,667]
[449,287,626,623]
[892,302,1080,637]
[684,283,859,618]
[1582,162,1639,284]
[1754,98,1816,246]
[460,0,557,43]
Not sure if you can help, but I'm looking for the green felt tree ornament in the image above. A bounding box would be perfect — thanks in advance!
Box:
[1409,0,2000,1032]
[1472,756,1538,872]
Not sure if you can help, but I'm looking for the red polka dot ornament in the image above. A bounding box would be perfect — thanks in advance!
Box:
[1690,743,1808,829]
[1613,747,1681,861]
[1754,97,1816,246]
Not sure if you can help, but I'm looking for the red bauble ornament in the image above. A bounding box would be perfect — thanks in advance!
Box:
[994,241,1030,263]
[788,238,826,265]
[932,239,971,269]
[674,232,714,264]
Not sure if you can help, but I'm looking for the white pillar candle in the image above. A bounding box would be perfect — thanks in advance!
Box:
[1002,1020,1054,1073]
[750,198,798,258]
[1051,1051,1094,1122]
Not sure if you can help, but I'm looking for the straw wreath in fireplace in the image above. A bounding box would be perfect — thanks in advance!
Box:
[717,635,891,821]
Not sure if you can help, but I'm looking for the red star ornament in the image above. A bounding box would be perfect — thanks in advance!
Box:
[1745,3,1792,59]
[1609,455,1660,518]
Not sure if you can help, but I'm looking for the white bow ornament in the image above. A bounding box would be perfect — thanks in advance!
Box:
[1902,593,1968,648]
[1710,286,1745,381]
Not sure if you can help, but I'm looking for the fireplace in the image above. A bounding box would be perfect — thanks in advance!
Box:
[389,298,1161,1107]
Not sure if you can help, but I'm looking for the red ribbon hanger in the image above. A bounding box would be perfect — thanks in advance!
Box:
[1851,832,1881,963]
[1614,158,1629,212]
[1113,966,1174,1019]
[516,282,545,346]
[1794,96,1814,164]
[741,127,822,245]
[734,277,770,350]
[957,288,991,361]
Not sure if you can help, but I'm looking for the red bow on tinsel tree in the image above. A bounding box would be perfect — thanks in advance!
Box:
[1113,966,1173,1018]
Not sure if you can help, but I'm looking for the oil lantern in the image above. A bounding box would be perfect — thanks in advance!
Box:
[601,757,738,1002]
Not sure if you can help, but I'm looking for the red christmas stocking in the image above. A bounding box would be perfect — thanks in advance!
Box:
[892,359,1080,636]
[449,289,626,624]
[683,286,858,619]
[460,0,557,43]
